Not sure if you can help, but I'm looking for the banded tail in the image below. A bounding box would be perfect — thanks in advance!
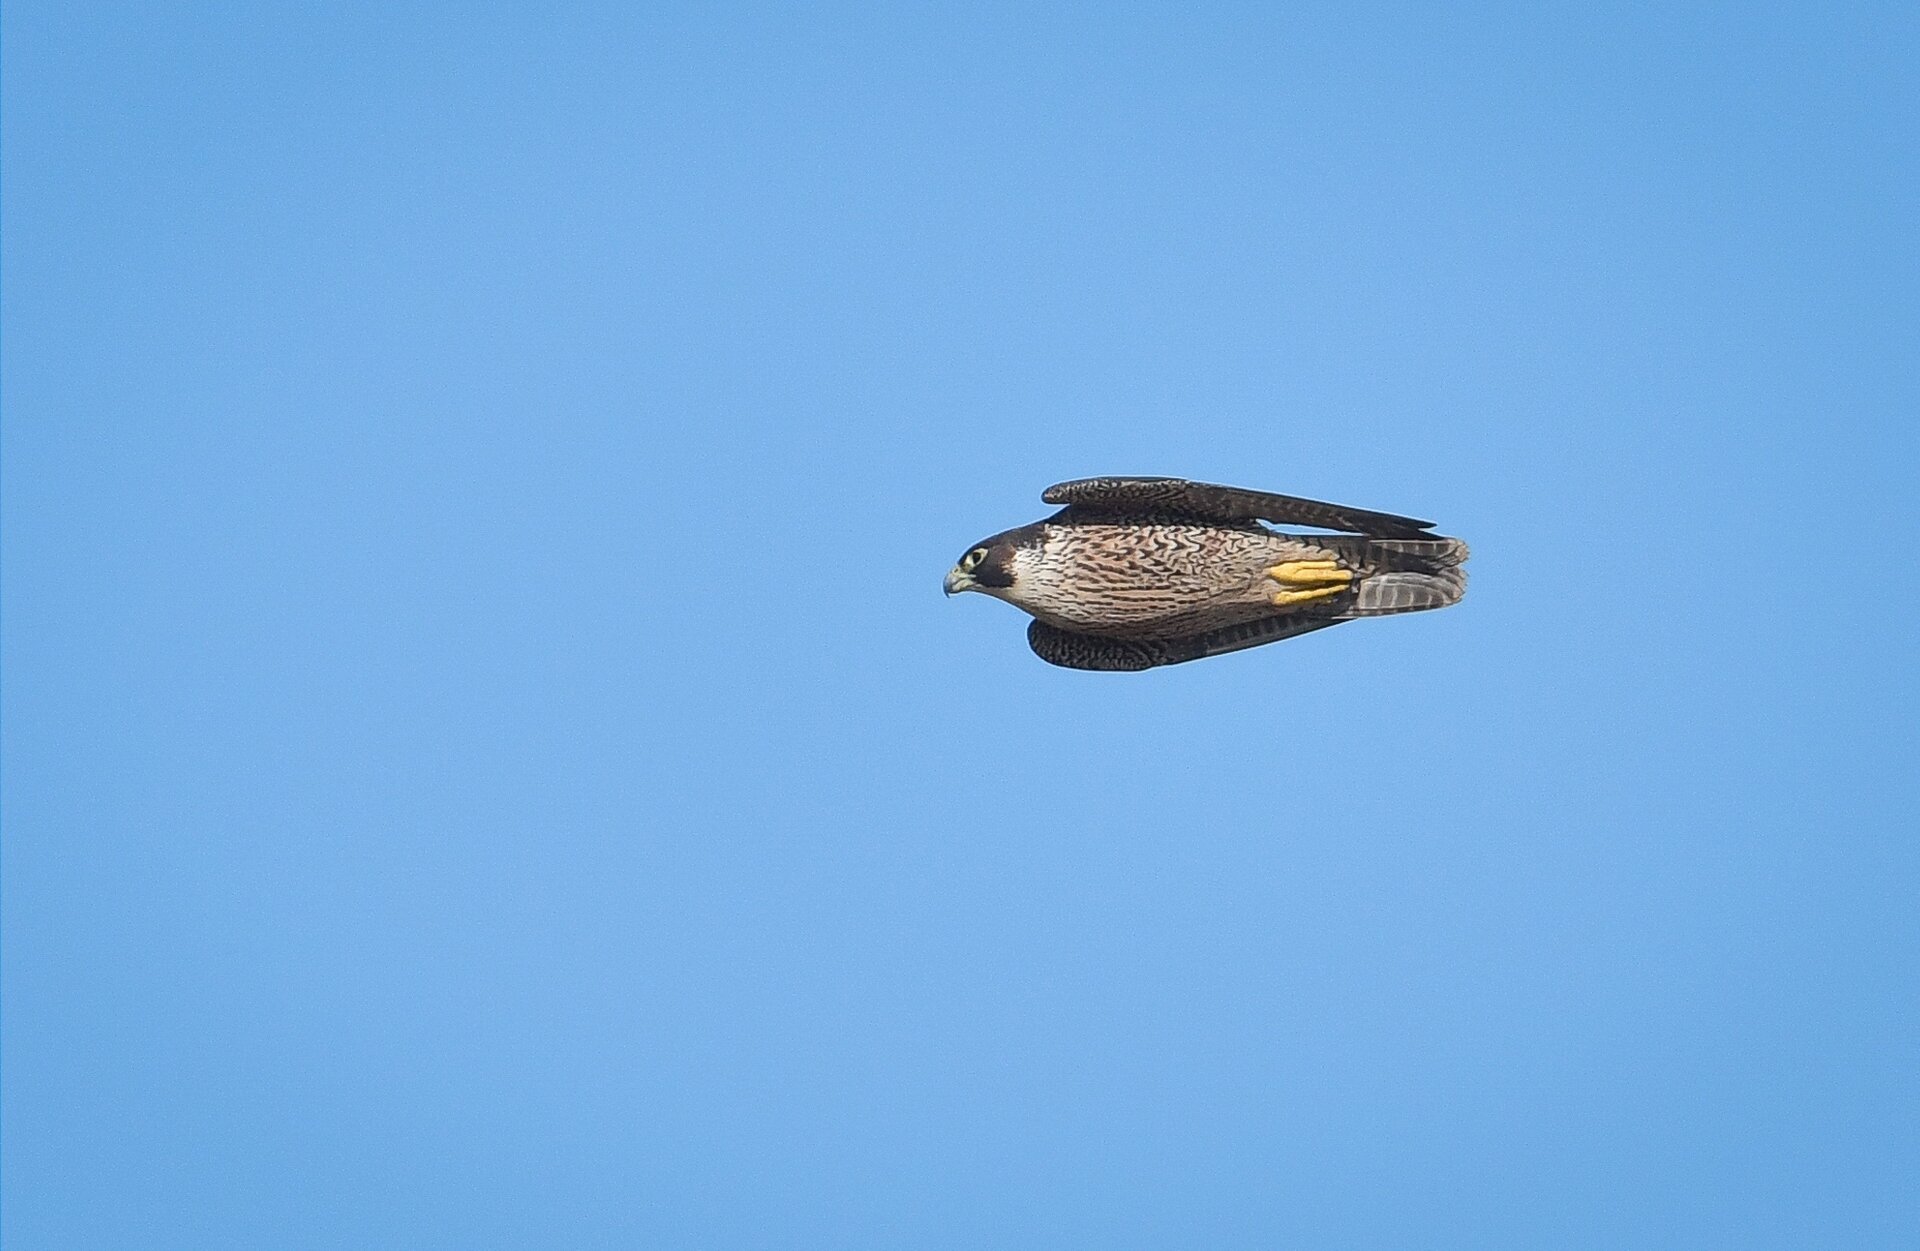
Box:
[1318,536,1468,617]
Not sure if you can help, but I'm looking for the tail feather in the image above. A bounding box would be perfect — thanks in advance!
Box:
[1322,535,1468,617]
[1349,569,1466,615]
[1367,536,1468,567]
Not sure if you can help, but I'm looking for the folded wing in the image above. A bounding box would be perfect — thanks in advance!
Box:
[1026,616,1348,671]
[1043,476,1437,538]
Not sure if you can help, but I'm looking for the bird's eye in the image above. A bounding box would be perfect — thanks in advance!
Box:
[961,548,987,571]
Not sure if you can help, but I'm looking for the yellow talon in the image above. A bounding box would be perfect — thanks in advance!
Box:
[1266,560,1352,587]
[1271,585,1347,607]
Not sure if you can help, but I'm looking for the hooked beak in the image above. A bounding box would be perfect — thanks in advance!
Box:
[944,567,975,597]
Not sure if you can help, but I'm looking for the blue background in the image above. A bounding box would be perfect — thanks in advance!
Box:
[5,4,1915,1247]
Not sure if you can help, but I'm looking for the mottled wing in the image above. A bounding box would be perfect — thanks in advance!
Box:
[1027,616,1347,671]
[1043,476,1436,538]
[1023,622,1166,671]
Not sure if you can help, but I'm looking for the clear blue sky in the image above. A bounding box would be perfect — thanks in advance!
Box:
[4,4,1915,1247]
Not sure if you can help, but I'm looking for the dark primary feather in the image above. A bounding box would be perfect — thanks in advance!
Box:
[1026,615,1348,671]
[1042,476,1437,539]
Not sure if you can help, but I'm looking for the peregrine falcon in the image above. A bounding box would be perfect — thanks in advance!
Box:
[944,476,1468,670]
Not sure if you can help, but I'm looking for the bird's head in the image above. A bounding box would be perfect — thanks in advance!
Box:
[944,527,1037,600]
[943,537,1016,599]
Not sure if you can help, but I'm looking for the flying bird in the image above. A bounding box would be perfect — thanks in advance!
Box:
[944,476,1468,670]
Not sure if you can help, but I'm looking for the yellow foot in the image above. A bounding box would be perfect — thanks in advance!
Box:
[1266,560,1351,586]
[1265,560,1352,607]
[1271,586,1346,606]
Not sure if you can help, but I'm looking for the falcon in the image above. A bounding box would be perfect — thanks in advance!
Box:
[943,476,1468,670]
